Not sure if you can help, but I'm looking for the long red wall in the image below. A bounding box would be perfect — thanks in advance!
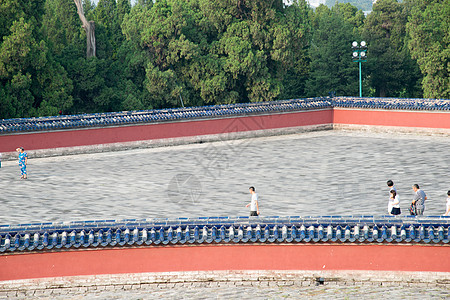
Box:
[0,244,448,281]
[1,108,449,154]
[334,109,450,129]
[0,110,332,153]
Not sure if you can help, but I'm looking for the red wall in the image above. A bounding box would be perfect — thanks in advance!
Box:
[333,109,450,129]
[1,108,449,154]
[0,244,448,281]
[0,110,332,153]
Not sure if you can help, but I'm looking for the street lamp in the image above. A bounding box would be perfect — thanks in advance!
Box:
[352,41,367,97]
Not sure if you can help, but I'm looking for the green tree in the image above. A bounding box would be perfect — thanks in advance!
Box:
[306,4,359,96]
[333,3,365,29]
[0,16,72,118]
[42,0,81,55]
[0,0,45,40]
[275,0,313,99]
[122,0,312,107]
[117,0,131,24]
[95,0,116,28]
[362,0,422,97]
[36,62,74,116]
[407,0,449,98]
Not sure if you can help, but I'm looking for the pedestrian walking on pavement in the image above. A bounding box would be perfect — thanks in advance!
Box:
[246,186,259,216]
[387,180,397,193]
[388,189,401,215]
[16,147,28,179]
[411,184,427,215]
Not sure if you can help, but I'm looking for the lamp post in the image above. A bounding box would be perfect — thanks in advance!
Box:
[352,41,367,97]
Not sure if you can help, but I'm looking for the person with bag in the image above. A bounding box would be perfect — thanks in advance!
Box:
[388,189,401,215]
[411,184,427,215]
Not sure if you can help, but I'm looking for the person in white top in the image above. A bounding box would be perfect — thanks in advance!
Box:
[388,189,401,215]
[246,186,259,216]
[444,190,450,216]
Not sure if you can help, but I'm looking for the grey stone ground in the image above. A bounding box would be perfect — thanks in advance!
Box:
[1,130,449,298]
[2,281,450,299]
[0,130,449,225]
[2,270,449,298]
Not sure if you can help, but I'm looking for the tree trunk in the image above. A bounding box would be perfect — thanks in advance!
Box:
[74,0,96,58]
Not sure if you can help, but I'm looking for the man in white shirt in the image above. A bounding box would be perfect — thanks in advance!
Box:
[246,186,259,216]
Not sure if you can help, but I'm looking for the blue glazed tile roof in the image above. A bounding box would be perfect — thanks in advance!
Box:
[1,216,449,253]
[1,97,449,134]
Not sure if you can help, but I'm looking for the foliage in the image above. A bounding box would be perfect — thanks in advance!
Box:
[0,0,73,119]
[362,0,423,97]
[121,0,312,106]
[325,0,373,12]
[407,0,449,98]
[306,4,360,97]
[0,0,447,119]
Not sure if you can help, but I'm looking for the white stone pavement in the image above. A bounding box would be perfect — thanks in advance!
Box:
[0,130,449,225]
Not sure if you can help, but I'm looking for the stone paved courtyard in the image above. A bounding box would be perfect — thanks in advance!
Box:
[1,130,449,225]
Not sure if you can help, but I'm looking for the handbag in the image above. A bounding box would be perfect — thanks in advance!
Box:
[408,203,417,215]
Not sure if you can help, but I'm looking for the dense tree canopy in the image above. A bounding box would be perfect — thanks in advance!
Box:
[0,0,73,118]
[407,0,449,99]
[0,0,448,119]
[306,4,360,97]
[362,0,422,97]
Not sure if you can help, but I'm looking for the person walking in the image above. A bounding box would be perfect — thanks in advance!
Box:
[16,147,28,179]
[246,186,259,216]
[444,190,450,216]
[388,189,401,215]
[387,180,397,193]
[411,184,427,215]
[387,180,400,215]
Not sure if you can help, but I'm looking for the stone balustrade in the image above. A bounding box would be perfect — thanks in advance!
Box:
[1,216,449,253]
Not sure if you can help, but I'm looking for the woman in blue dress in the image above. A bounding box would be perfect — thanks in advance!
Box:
[16,147,28,179]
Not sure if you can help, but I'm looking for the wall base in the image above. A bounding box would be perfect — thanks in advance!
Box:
[1,269,449,296]
[333,124,450,136]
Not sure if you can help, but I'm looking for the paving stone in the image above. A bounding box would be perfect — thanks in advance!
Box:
[4,282,449,299]
[1,131,449,225]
